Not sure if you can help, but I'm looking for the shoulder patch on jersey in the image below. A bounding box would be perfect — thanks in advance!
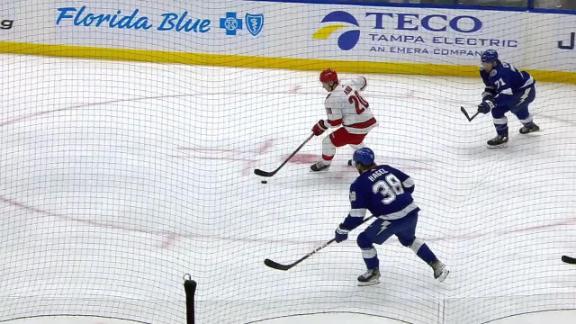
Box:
[349,191,356,202]
[489,69,498,78]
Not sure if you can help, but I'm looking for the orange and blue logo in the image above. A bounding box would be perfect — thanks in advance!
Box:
[313,11,360,51]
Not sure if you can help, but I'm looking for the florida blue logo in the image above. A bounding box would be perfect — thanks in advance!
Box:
[313,11,360,50]
[245,14,264,37]
[219,12,242,36]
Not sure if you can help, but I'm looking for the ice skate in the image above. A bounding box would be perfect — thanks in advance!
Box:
[431,260,449,282]
[310,160,330,172]
[357,268,380,286]
[487,134,508,147]
[519,122,540,134]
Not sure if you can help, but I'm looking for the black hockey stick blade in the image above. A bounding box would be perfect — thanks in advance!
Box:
[461,106,474,122]
[254,168,275,177]
[460,106,471,120]
[562,255,576,264]
[264,258,292,271]
[461,106,480,122]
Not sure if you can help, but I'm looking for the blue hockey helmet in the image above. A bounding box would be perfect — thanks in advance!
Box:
[353,147,375,166]
[481,49,499,63]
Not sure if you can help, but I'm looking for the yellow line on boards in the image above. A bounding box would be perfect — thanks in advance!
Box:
[0,41,574,84]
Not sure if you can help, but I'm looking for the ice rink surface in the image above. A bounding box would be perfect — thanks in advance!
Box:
[0,55,575,324]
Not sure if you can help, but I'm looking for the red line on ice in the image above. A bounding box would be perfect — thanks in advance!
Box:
[161,232,178,249]
[0,195,177,249]
[1,193,575,247]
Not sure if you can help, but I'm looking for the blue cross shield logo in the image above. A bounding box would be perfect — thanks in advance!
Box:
[219,12,242,36]
[245,14,264,37]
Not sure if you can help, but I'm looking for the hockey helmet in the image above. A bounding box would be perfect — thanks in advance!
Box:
[320,68,338,83]
[353,147,375,166]
[481,49,499,63]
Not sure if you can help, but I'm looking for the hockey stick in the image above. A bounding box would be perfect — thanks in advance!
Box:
[254,133,314,177]
[562,255,576,264]
[461,106,480,122]
[264,215,375,271]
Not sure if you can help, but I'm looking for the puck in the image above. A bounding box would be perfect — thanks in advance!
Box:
[261,180,267,184]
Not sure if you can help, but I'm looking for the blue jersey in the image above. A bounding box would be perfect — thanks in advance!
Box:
[340,165,419,231]
[480,61,535,108]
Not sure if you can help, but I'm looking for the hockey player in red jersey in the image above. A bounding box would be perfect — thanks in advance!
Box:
[310,69,378,172]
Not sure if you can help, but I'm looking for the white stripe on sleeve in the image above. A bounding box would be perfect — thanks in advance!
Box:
[403,177,414,188]
[349,208,367,218]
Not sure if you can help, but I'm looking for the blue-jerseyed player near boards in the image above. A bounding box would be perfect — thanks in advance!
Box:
[477,49,540,146]
[334,148,449,286]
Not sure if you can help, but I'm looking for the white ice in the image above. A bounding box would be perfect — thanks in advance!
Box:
[0,55,575,324]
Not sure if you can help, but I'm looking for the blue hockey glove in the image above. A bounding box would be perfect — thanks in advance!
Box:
[335,225,349,243]
[482,86,496,100]
[478,99,495,114]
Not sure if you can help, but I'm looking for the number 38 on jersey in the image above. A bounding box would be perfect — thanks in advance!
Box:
[372,174,404,205]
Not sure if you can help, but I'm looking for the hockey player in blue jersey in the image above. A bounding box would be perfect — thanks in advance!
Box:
[334,148,449,285]
[477,49,540,146]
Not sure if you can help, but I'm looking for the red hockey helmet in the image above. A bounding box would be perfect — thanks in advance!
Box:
[319,68,338,83]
